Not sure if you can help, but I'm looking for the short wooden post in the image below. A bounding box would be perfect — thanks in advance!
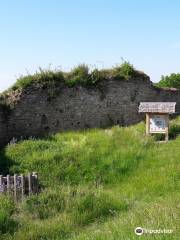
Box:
[0,173,39,200]
[14,174,17,201]
[165,132,169,141]
[32,172,38,194]
[7,175,10,195]
[146,113,150,135]
[0,175,3,186]
[28,173,32,196]
[21,174,25,200]
[0,175,3,192]
[166,114,169,141]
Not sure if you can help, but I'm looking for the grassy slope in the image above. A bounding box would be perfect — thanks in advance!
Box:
[0,117,179,240]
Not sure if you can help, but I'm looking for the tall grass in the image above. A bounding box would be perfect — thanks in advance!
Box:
[4,62,142,93]
[0,117,179,239]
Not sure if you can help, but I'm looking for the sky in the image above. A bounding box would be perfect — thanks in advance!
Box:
[0,0,180,92]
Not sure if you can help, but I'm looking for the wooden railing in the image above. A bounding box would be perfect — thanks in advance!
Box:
[0,172,38,201]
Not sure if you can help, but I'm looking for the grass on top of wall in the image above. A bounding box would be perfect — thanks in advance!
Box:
[4,61,147,93]
[0,116,179,239]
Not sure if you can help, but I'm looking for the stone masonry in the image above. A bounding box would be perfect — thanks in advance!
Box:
[0,75,180,147]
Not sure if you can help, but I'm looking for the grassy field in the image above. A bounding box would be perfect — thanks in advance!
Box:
[0,117,179,240]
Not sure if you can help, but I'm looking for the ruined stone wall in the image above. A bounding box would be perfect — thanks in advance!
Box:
[0,76,180,147]
[0,105,8,146]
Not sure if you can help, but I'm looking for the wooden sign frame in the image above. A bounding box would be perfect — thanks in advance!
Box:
[139,102,176,142]
[146,113,169,141]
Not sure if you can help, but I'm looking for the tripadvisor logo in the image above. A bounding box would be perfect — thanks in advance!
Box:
[135,227,144,235]
[134,227,173,235]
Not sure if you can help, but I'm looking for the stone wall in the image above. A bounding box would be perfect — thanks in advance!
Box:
[0,104,9,146]
[0,76,180,147]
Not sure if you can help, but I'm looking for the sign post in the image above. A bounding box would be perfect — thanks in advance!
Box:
[139,102,176,142]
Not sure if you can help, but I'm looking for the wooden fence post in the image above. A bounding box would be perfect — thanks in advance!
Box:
[0,175,2,185]
[28,173,32,196]
[14,174,17,201]
[32,172,38,194]
[146,113,150,136]
[21,174,25,200]
[7,175,10,195]
[0,175,3,192]
[0,173,38,200]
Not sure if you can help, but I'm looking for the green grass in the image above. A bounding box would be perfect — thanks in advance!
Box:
[0,117,179,239]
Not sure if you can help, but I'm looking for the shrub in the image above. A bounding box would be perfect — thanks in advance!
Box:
[66,64,90,87]
[6,62,139,92]
[169,124,180,139]
[11,68,65,91]
[156,73,180,89]
[90,69,105,84]
[113,61,135,79]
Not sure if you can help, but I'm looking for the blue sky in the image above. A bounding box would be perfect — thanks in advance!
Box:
[0,0,180,92]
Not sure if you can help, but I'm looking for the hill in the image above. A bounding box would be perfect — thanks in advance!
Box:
[0,117,180,240]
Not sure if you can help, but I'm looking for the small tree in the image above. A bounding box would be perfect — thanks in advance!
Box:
[156,73,180,89]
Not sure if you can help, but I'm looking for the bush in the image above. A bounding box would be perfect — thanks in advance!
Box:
[169,124,180,139]
[11,68,65,91]
[156,73,180,89]
[90,69,105,84]
[66,64,90,87]
[113,61,135,79]
[6,62,139,92]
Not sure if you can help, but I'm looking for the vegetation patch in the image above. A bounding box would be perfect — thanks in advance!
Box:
[0,196,17,235]
[156,73,180,89]
[6,124,150,186]
[10,68,65,91]
[23,188,67,219]
[69,190,128,226]
[5,62,146,93]
[0,117,179,239]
